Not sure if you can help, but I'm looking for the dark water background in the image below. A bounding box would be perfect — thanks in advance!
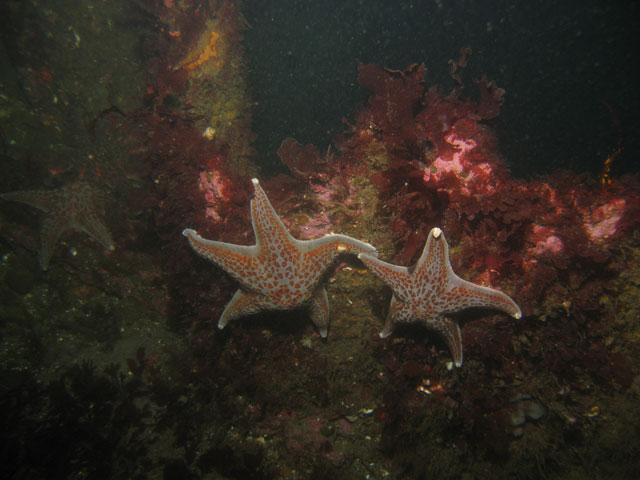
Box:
[245,0,639,178]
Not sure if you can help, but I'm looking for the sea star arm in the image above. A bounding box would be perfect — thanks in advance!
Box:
[297,234,377,285]
[0,190,56,212]
[74,212,115,253]
[250,178,297,252]
[441,277,522,319]
[380,295,405,337]
[308,287,330,338]
[427,228,521,319]
[251,178,376,258]
[218,289,278,329]
[382,296,464,366]
[218,286,331,338]
[182,229,260,289]
[431,314,464,367]
[251,178,377,295]
[357,253,413,301]
[299,233,376,256]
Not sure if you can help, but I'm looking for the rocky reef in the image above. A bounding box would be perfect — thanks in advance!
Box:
[0,1,638,479]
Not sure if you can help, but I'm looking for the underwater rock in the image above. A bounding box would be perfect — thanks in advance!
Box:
[509,403,526,427]
[163,459,192,480]
[5,263,35,295]
[508,394,546,437]
[524,399,546,421]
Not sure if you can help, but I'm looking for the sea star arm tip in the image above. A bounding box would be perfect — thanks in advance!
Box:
[358,254,412,300]
[379,326,393,338]
[309,288,330,338]
[218,290,274,330]
[430,315,463,368]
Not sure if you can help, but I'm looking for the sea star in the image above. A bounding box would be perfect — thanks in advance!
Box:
[358,227,521,367]
[1,181,115,270]
[183,178,376,337]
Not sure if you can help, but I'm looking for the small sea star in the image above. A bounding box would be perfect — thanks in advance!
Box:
[359,227,521,367]
[1,181,114,270]
[183,178,377,337]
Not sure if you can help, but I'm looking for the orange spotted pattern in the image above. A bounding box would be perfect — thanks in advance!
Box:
[183,178,376,337]
[359,227,521,367]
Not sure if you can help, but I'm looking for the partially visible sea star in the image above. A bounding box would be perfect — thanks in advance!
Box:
[1,181,114,270]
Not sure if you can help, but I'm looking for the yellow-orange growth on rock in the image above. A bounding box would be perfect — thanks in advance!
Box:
[176,31,223,72]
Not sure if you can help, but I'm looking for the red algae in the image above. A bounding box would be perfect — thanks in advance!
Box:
[258,48,640,477]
